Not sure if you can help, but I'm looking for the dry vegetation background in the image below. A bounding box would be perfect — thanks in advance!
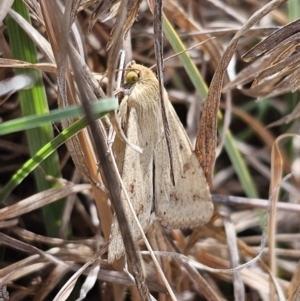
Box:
[1,0,300,300]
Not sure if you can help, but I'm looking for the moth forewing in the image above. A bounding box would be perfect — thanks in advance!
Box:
[109,107,154,263]
[108,64,162,263]
[154,102,213,228]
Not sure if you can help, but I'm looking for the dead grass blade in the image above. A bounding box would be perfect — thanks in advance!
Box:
[288,261,300,301]
[0,219,18,228]
[222,49,283,93]
[182,27,279,39]
[56,0,77,107]
[89,0,141,51]
[226,17,300,132]
[153,0,175,184]
[0,0,13,24]
[88,0,119,34]
[212,194,300,214]
[53,246,108,301]
[0,232,68,268]
[33,265,69,301]
[230,105,292,174]
[75,260,100,301]
[0,58,56,73]
[251,53,300,88]
[108,0,141,51]
[0,184,90,221]
[164,0,223,70]
[269,136,283,288]
[0,73,36,96]
[180,261,222,301]
[0,255,41,279]
[2,262,51,287]
[157,229,223,300]
[269,134,297,299]
[1,286,12,301]
[224,25,300,98]
[242,18,300,62]
[268,101,300,127]
[198,225,286,300]
[203,0,247,24]
[12,227,95,246]
[22,0,45,25]
[222,208,245,301]
[290,67,300,92]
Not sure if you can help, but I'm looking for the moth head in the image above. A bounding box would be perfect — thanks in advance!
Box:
[125,70,140,85]
[123,62,157,96]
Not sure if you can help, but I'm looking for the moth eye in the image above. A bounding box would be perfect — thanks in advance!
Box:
[126,71,139,85]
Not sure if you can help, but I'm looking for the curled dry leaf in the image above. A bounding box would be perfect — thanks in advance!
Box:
[242,19,300,62]
[268,135,294,283]
[225,17,300,126]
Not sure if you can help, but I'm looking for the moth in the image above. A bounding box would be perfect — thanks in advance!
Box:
[108,61,213,263]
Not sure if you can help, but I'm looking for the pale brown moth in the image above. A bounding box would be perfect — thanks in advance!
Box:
[108,61,213,263]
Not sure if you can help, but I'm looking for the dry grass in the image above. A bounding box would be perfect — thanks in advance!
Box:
[1,0,300,300]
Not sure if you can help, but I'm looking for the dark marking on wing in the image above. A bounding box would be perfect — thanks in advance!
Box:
[183,163,190,173]
[138,204,144,214]
[193,194,199,202]
[129,184,134,193]
[170,191,179,202]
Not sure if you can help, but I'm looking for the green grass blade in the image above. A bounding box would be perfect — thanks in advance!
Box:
[6,0,64,236]
[287,0,300,21]
[0,98,117,135]
[163,14,258,198]
[162,16,207,100]
[0,106,114,202]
